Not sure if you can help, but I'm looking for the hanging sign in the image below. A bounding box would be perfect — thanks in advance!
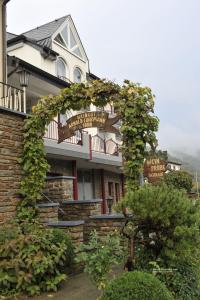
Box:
[144,157,167,183]
[58,111,120,143]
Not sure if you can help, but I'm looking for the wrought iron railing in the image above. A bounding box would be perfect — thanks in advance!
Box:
[44,120,82,145]
[92,134,119,156]
[0,82,26,113]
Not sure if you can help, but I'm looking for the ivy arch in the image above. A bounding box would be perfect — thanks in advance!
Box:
[18,79,159,220]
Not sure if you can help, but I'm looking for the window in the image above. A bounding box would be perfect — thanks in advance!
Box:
[54,24,83,59]
[56,58,69,80]
[74,67,82,83]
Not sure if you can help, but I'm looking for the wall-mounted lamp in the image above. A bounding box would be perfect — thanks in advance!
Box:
[17,68,30,113]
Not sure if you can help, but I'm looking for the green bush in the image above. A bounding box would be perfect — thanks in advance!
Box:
[120,184,200,266]
[157,263,200,300]
[163,170,193,192]
[0,223,73,296]
[76,230,125,289]
[101,271,174,300]
[51,228,74,269]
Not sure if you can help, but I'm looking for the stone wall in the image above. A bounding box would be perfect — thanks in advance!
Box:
[60,199,102,221]
[0,109,25,224]
[44,176,74,202]
[37,203,59,224]
[48,221,84,247]
[84,214,125,240]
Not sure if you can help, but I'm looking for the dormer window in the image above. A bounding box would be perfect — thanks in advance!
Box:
[74,67,82,83]
[54,24,83,59]
[56,57,69,81]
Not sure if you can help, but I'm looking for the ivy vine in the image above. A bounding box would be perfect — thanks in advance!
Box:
[18,79,158,220]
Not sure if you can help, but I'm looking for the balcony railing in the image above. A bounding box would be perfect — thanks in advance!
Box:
[44,120,82,145]
[92,134,119,156]
[0,82,26,113]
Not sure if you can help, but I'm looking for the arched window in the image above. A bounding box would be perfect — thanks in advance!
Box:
[56,58,69,80]
[74,67,82,83]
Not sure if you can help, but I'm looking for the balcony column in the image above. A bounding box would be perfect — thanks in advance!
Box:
[100,169,106,214]
[72,160,78,200]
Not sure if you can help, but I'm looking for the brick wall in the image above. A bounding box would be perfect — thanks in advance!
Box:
[0,109,25,224]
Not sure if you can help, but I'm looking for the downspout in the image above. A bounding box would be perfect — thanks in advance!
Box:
[0,0,7,83]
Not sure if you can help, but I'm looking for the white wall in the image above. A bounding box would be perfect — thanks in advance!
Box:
[52,41,89,82]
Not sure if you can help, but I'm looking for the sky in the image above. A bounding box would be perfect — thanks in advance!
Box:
[6,0,200,155]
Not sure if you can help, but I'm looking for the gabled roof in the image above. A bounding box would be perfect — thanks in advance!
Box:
[7,32,17,41]
[22,15,68,48]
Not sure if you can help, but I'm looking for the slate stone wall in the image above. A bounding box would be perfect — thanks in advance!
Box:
[44,176,74,202]
[60,200,102,221]
[0,109,25,224]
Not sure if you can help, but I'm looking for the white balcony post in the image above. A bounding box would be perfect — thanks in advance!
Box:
[23,86,26,113]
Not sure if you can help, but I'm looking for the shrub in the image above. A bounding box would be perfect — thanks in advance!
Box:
[76,230,125,289]
[163,170,193,192]
[101,271,174,300]
[51,228,74,269]
[157,262,200,300]
[0,222,73,296]
[120,184,200,267]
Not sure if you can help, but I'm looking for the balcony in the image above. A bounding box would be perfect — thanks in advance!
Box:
[44,120,82,145]
[44,120,122,167]
[0,82,26,113]
[91,134,120,156]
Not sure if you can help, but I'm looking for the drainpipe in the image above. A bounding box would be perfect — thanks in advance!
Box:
[0,0,8,84]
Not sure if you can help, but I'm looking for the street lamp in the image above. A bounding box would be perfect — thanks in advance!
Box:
[17,68,30,113]
[107,195,113,215]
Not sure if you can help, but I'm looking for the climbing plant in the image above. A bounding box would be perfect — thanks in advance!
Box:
[18,79,158,220]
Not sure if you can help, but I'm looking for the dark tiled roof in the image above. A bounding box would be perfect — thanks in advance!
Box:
[7,32,18,41]
[22,15,68,47]
[36,37,52,48]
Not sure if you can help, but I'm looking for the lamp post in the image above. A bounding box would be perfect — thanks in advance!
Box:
[17,68,30,113]
[106,195,113,215]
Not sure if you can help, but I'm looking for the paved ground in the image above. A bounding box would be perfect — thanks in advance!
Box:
[31,272,101,300]
[1,266,123,300]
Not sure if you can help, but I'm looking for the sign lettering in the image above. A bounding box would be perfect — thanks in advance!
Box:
[144,157,167,183]
[58,111,120,143]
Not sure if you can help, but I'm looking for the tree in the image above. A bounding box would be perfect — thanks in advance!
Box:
[120,184,200,267]
[163,170,193,192]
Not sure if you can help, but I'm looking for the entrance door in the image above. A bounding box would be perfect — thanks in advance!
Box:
[78,170,93,200]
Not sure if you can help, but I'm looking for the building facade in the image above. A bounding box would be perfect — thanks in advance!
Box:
[1,15,124,215]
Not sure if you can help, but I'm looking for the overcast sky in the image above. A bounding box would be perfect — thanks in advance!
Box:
[6,0,200,154]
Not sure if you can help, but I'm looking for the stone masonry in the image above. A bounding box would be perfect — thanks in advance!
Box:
[84,214,125,241]
[0,109,25,224]
[60,199,102,221]
[44,176,74,202]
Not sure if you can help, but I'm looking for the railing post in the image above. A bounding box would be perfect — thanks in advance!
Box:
[23,86,26,113]
[104,139,106,154]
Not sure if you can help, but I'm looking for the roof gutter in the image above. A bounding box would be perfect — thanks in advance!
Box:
[7,35,59,58]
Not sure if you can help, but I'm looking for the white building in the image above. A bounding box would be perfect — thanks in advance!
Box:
[167,161,182,172]
[1,15,124,212]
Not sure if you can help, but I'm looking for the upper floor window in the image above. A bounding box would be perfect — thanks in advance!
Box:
[56,58,69,81]
[54,24,83,59]
[74,67,82,83]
